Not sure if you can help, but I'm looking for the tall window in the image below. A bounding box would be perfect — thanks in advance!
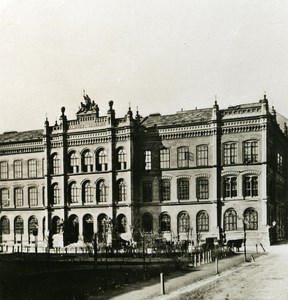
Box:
[143,182,152,202]
[117,180,126,202]
[142,213,153,232]
[196,178,209,199]
[244,208,258,230]
[96,180,107,202]
[224,209,237,231]
[197,211,209,232]
[178,212,190,233]
[69,182,79,203]
[224,177,237,198]
[160,148,170,169]
[144,150,152,170]
[0,189,9,207]
[160,180,170,201]
[1,217,10,234]
[52,184,60,205]
[160,213,171,232]
[0,161,8,179]
[243,176,258,197]
[177,146,189,168]
[277,153,283,174]
[82,151,93,172]
[243,140,258,163]
[177,178,190,200]
[52,154,60,175]
[69,152,79,173]
[14,160,22,179]
[28,187,38,207]
[15,188,23,207]
[117,148,127,170]
[83,181,93,203]
[28,216,38,236]
[14,216,24,234]
[196,145,208,166]
[96,149,108,171]
[28,159,37,178]
[223,143,237,165]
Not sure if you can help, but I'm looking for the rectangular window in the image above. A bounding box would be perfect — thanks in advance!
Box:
[223,143,237,165]
[177,179,190,200]
[177,147,189,168]
[29,188,38,206]
[160,148,170,169]
[0,161,8,179]
[144,150,152,170]
[197,178,209,199]
[244,176,258,197]
[14,160,22,179]
[143,182,152,202]
[28,160,37,178]
[244,141,258,163]
[15,188,23,207]
[196,145,208,166]
[277,153,283,174]
[160,180,171,201]
[0,189,9,207]
[224,177,237,198]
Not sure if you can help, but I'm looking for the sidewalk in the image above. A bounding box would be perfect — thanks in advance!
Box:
[90,251,266,300]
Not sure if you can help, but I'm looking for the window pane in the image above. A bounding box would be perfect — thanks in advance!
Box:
[197,211,209,232]
[160,180,170,201]
[15,188,23,207]
[177,179,189,200]
[197,145,208,166]
[29,188,38,206]
[197,178,209,199]
[14,161,22,179]
[0,189,9,207]
[144,150,152,170]
[28,160,37,178]
[0,162,8,179]
[178,147,189,168]
[160,148,170,169]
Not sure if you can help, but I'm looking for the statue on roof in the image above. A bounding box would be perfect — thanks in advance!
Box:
[77,93,98,114]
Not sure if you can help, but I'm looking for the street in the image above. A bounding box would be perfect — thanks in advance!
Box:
[177,244,288,300]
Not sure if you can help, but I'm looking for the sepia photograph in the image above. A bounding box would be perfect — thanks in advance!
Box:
[0,0,288,299]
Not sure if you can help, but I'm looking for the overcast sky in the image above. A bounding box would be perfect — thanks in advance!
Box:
[0,0,288,132]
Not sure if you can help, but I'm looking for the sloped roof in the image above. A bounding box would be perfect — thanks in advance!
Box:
[141,108,213,127]
[0,129,44,143]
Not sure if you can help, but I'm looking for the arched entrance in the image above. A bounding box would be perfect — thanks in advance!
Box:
[68,215,79,244]
[83,214,94,243]
[97,214,108,244]
[51,216,61,235]
[28,216,38,244]
[117,214,127,233]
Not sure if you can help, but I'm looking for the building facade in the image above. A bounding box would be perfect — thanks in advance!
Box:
[0,94,287,249]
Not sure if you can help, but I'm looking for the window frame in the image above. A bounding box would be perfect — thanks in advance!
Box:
[196,178,209,200]
[196,145,208,166]
[177,146,189,168]
[160,148,170,169]
[177,178,190,200]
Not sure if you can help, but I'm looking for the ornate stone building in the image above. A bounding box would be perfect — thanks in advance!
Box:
[0,94,287,250]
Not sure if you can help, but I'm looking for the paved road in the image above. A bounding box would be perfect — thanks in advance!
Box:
[168,244,288,300]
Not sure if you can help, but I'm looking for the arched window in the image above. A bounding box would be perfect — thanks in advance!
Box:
[244,208,258,230]
[14,216,24,234]
[52,216,62,234]
[82,150,93,172]
[83,181,93,203]
[117,148,127,170]
[96,149,108,171]
[28,187,38,207]
[69,182,79,203]
[0,188,10,207]
[197,211,209,232]
[142,213,153,233]
[1,216,10,234]
[52,184,60,205]
[96,180,107,202]
[160,213,171,232]
[52,154,60,175]
[117,180,126,202]
[28,216,38,236]
[117,214,127,233]
[14,188,23,207]
[178,212,190,233]
[224,209,237,231]
[69,152,79,173]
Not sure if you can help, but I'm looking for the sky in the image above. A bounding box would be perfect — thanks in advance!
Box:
[0,0,288,132]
